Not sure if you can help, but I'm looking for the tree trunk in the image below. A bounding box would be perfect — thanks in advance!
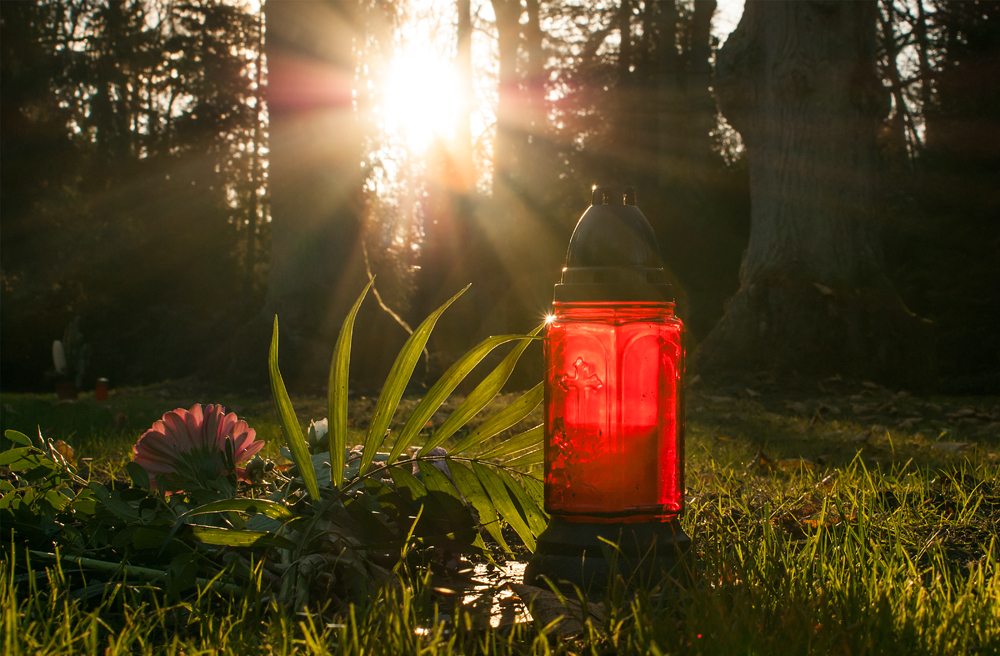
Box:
[229,0,368,387]
[491,0,523,191]
[695,0,932,386]
[456,0,473,180]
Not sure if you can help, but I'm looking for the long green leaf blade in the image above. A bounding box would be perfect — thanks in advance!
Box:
[360,285,470,474]
[471,461,535,551]
[503,445,544,468]
[387,334,529,463]
[478,424,543,460]
[448,384,543,455]
[388,464,428,501]
[449,460,511,553]
[184,498,294,521]
[520,475,545,511]
[269,317,320,502]
[422,324,543,456]
[188,525,296,550]
[329,280,373,488]
[495,467,548,536]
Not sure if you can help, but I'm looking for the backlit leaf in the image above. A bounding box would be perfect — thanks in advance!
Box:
[269,317,320,502]
[477,424,543,460]
[471,461,535,551]
[329,280,373,488]
[495,467,547,536]
[448,383,543,455]
[387,334,531,463]
[504,445,544,468]
[183,498,294,521]
[361,286,469,475]
[4,430,31,447]
[449,460,510,553]
[422,324,543,456]
[188,525,296,550]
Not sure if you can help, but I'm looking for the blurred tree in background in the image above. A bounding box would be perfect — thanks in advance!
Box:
[2,0,268,389]
[1,0,997,393]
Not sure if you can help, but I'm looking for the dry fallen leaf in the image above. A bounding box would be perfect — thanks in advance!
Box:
[896,417,923,429]
[52,439,76,463]
[862,381,881,389]
[786,401,809,414]
[776,458,815,472]
[814,282,834,296]
[745,388,761,398]
[706,395,734,403]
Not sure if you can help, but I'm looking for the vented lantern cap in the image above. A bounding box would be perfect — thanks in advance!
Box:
[553,185,672,303]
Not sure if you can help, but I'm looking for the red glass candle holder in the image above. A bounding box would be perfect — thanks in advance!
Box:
[544,302,684,523]
[525,185,690,590]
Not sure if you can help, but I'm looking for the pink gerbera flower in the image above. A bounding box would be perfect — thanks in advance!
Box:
[133,404,264,490]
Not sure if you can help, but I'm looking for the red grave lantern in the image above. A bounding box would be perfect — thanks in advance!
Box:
[524,185,690,589]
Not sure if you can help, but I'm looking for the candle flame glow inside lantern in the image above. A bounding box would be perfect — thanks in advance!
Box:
[525,185,690,588]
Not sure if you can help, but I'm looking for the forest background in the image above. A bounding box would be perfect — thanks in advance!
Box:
[2,0,997,395]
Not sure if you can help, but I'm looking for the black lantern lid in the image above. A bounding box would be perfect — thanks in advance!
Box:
[553,185,672,303]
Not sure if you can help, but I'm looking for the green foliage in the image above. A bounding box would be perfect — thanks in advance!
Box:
[0,282,549,612]
[3,365,1000,652]
[4,457,1000,654]
[267,284,549,583]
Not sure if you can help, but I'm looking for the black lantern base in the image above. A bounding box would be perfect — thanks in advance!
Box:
[523,517,691,592]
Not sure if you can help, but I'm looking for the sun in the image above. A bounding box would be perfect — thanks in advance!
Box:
[382,47,460,150]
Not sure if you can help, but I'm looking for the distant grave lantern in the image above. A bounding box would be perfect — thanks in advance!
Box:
[524,185,691,589]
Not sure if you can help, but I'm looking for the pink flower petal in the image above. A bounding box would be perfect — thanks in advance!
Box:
[131,402,264,489]
[185,404,204,446]
[161,411,196,452]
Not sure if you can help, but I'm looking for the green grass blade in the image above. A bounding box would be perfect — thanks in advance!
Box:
[447,383,543,455]
[478,424,543,459]
[329,280,373,489]
[421,324,543,456]
[387,334,529,464]
[495,467,548,535]
[471,461,535,551]
[449,460,511,553]
[269,317,320,502]
[360,285,470,475]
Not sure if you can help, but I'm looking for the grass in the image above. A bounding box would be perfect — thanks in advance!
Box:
[2,374,1000,654]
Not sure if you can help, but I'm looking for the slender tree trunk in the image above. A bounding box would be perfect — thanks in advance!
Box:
[683,0,717,192]
[229,0,368,387]
[696,0,932,386]
[456,0,473,181]
[491,0,522,191]
[655,0,682,190]
[523,0,545,149]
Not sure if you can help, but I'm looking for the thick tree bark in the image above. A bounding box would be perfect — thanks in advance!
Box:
[695,0,932,386]
[229,0,368,387]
